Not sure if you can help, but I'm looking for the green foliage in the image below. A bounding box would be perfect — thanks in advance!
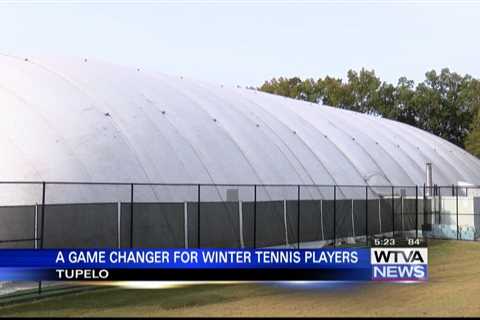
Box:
[259,68,480,150]
[465,110,480,158]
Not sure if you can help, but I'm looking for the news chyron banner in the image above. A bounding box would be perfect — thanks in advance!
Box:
[0,239,427,282]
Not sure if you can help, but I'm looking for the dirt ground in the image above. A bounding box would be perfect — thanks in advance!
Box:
[1,239,479,317]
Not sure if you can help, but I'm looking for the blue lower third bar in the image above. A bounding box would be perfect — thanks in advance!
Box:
[0,248,375,281]
[0,267,374,281]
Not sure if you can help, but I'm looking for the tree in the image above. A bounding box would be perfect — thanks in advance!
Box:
[413,69,477,146]
[465,109,480,157]
[258,68,480,150]
[464,78,480,157]
[387,77,417,125]
[316,76,354,108]
[345,69,382,114]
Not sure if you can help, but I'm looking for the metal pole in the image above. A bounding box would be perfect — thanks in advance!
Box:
[435,184,438,225]
[117,202,121,249]
[423,183,426,234]
[40,182,46,249]
[415,185,418,239]
[197,184,201,248]
[38,181,46,295]
[456,185,459,240]
[333,185,336,248]
[365,185,368,244]
[438,185,441,225]
[451,184,454,239]
[253,185,257,249]
[297,185,300,249]
[391,186,395,238]
[129,183,134,248]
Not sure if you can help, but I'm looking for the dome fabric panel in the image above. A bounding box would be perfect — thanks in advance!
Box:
[0,54,479,203]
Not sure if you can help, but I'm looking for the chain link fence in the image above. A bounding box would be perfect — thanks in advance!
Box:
[0,181,479,298]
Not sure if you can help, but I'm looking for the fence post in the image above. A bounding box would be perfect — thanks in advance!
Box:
[365,185,368,244]
[34,204,38,249]
[253,184,257,249]
[415,185,418,239]
[435,184,438,225]
[297,185,300,249]
[38,181,46,295]
[197,184,201,248]
[39,182,46,249]
[456,185,459,240]
[438,185,442,225]
[117,202,121,249]
[333,185,336,248]
[423,183,426,234]
[452,184,455,240]
[129,183,134,248]
[391,186,395,238]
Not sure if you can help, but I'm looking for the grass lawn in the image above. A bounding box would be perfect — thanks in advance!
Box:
[1,239,480,317]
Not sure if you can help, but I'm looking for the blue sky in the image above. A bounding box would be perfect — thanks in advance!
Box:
[1,1,480,87]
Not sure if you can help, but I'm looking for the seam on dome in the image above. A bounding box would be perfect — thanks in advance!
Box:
[341,110,426,184]
[382,117,469,184]
[144,75,241,187]
[385,118,467,181]
[235,91,344,188]
[383,120,460,184]
[156,112,226,200]
[228,93,328,200]
[331,116,416,185]
[0,57,44,182]
[319,107,418,186]
[449,148,480,182]
[407,123,480,183]
[197,81,329,199]
[24,57,154,185]
[188,80,313,184]
[342,110,447,184]
[150,74,271,187]
[75,66,189,205]
[294,105,396,186]
[135,88,225,199]
[75,63,196,202]
[237,90,350,198]
[0,82,94,184]
[416,130,480,183]
[457,147,480,170]
[0,113,43,182]
[192,80,327,200]
[259,92,369,189]
[444,146,480,180]
[144,73,258,205]
[138,92,198,183]
[336,107,453,185]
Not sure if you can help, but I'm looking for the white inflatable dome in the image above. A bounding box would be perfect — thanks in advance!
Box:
[0,54,479,203]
